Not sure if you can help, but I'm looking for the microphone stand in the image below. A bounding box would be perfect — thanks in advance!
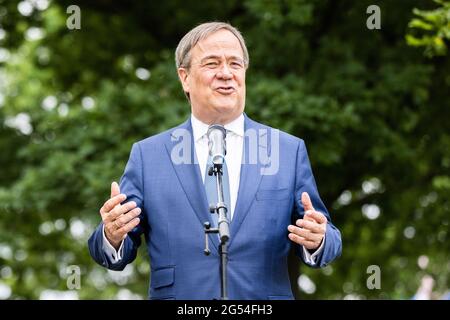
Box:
[203,162,231,300]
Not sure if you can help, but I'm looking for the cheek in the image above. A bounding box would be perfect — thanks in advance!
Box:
[200,72,216,87]
[235,73,245,88]
[189,72,213,91]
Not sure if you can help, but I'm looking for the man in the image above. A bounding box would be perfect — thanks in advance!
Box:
[88,22,342,300]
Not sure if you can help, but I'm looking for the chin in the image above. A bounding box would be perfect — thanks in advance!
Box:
[213,97,239,109]
[212,103,238,115]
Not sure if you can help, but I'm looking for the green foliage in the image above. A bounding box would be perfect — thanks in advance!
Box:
[406,0,450,57]
[0,0,448,299]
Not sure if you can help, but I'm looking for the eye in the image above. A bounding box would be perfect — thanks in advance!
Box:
[205,61,219,68]
[230,60,244,69]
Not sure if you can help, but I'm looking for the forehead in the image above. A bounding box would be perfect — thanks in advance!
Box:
[192,29,244,59]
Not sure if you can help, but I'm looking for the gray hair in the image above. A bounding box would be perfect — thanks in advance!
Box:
[175,22,249,69]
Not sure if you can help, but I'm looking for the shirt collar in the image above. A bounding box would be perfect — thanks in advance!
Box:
[191,113,244,142]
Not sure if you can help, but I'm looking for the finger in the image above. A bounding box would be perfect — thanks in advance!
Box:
[104,219,120,238]
[107,201,137,222]
[114,207,141,228]
[303,210,316,222]
[301,192,315,211]
[305,210,327,224]
[295,219,323,233]
[117,218,140,238]
[288,225,323,242]
[288,233,318,249]
[111,181,121,198]
[100,193,127,215]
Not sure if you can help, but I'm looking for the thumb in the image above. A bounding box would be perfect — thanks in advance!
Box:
[110,181,120,198]
[301,192,315,211]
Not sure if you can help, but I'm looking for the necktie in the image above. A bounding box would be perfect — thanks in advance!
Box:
[204,155,231,228]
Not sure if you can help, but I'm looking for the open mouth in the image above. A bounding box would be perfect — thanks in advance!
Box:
[215,86,235,95]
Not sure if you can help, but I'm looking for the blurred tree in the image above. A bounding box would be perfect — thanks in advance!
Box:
[0,0,448,299]
[407,0,450,57]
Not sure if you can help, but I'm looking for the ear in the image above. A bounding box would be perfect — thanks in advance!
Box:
[177,67,190,95]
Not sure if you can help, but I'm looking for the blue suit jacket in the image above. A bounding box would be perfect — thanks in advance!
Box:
[88,114,342,299]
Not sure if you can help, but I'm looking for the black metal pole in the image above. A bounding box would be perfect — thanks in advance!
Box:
[219,242,228,300]
[203,164,231,300]
[215,165,230,244]
[215,164,230,300]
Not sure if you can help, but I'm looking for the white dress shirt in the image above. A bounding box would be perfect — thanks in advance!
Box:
[103,113,324,265]
[191,112,244,220]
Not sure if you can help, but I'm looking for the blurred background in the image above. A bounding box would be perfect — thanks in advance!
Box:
[0,0,448,300]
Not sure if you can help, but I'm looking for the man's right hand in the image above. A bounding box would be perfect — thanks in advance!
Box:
[99,181,141,250]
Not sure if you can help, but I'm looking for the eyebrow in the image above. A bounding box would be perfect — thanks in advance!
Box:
[200,55,244,63]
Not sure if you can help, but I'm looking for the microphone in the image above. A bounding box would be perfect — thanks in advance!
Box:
[207,124,227,165]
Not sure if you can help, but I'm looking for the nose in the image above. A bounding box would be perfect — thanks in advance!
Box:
[216,63,233,80]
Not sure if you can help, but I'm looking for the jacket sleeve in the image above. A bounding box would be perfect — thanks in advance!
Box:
[292,139,342,268]
[88,142,148,271]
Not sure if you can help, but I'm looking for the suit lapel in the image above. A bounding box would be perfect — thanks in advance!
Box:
[164,119,219,251]
[229,115,268,248]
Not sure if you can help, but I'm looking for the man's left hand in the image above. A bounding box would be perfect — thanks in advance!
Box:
[288,192,327,250]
